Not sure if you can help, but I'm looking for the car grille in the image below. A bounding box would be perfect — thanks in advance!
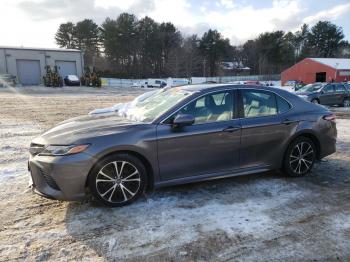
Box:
[29,143,45,156]
[39,168,60,190]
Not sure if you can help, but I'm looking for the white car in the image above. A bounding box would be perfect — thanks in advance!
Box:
[147,79,167,88]
[89,89,162,115]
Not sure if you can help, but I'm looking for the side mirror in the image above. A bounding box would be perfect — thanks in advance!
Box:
[319,90,324,94]
[173,114,194,128]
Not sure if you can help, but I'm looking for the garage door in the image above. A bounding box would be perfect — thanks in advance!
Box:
[16,60,41,85]
[55,61,77,77]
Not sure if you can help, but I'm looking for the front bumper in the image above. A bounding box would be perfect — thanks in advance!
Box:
[28,152,95,201]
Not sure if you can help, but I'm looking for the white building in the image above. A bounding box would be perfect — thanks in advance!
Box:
[0,46,84,85]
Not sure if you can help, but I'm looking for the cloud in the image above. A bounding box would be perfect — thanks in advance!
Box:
[217,0,235,9]
[303,3,350,25]
[18,0,123,23]
[2,0,349,48]
[200,0,304,44]
[18,0,156,23]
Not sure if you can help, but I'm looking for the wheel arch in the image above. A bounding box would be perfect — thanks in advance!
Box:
[85,149,155,191]
[311,97,320,103]
[283,131,321,164]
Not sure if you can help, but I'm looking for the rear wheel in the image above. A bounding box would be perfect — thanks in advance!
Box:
[343,98,350,107]
[88,154,147,207]
[283,137,316,177]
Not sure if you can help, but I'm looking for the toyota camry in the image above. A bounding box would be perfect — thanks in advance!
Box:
[28,84,337,207]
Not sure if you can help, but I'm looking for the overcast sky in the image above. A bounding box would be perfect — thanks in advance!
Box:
[1,0,350,48]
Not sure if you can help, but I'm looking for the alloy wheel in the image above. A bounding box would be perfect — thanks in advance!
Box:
[96,161,141,204]
[289,141,315,175]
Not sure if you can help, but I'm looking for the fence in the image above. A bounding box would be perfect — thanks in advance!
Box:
[101,74,281,88]
[193,74,281,84]
[101,78,144,88]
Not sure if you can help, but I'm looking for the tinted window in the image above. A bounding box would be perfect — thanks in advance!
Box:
[277,96,291,113]
[335,84,346,92]
[173,91,234,124]
[323,85,334,93]
[242,90,277,118]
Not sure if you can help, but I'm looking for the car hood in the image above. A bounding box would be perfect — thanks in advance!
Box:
[32,113,140,145]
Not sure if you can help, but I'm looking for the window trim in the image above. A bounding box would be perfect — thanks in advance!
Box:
[160,89,238,126]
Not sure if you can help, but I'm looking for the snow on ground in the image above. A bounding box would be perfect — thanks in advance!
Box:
[0,87,349,261]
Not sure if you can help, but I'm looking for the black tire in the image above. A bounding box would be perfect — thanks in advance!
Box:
[311,98,319,104]
[88,153,147,207]
[283,137,316,177]
[343,98,350,107]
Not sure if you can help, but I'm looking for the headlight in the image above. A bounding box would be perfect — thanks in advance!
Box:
[40,144,90,156]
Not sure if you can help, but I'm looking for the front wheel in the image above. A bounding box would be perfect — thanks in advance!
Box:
[283,137,316,177]
[88,154,147,207]
[311,99,319,104]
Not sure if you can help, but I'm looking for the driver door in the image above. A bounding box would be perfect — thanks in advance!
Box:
[156,90,241,181]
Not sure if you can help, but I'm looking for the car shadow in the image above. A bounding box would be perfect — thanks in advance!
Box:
[64,155,350,261]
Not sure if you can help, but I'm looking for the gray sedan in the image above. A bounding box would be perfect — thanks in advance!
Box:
[28,84,337,207]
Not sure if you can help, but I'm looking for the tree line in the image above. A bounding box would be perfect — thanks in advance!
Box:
[55,13,350,78]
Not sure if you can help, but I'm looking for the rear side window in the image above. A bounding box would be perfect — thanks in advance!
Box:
[242,90,277,118]
[335,84,346,92]
[276,95,291,113]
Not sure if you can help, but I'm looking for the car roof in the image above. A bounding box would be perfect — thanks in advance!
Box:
[180,83,280,93]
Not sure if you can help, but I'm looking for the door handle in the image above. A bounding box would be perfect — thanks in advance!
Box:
[222,126,241,133]
[282,119,297,125]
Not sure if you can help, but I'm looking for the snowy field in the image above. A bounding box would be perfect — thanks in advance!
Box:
[0,86,349,261]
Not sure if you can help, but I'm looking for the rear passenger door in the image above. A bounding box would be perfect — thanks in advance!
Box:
[238,89,297,169]
[334,84,347,104]
[319,84,336,105]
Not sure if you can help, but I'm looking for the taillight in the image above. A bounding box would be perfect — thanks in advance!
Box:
[323,113,336,122]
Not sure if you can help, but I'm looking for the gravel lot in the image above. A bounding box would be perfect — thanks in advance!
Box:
[0,86,349,261]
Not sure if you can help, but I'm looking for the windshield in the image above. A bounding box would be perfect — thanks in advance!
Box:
[120,88,194,122]
[298,83,324,92]
[68,75,79,81]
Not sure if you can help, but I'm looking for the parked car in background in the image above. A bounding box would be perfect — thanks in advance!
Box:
[64,75,80,86]
[29,84,336,207]
[296,82,350,107]
[89,89,161,115]
[0,74,16,87]
[147,79,167,88]
[244,80,261,85]
[283,80,304,91]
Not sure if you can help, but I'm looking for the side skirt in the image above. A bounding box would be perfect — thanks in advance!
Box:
[154,165,272,188]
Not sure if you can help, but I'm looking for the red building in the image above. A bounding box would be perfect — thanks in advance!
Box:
[281,58,350,85]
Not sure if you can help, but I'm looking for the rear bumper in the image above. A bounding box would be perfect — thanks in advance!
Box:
[28,152,95,201]
[319,121,337,159]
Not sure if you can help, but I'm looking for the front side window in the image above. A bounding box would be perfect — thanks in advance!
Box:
[323,85,334,93]
[242,90,277,118]
[169,91,234,124]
